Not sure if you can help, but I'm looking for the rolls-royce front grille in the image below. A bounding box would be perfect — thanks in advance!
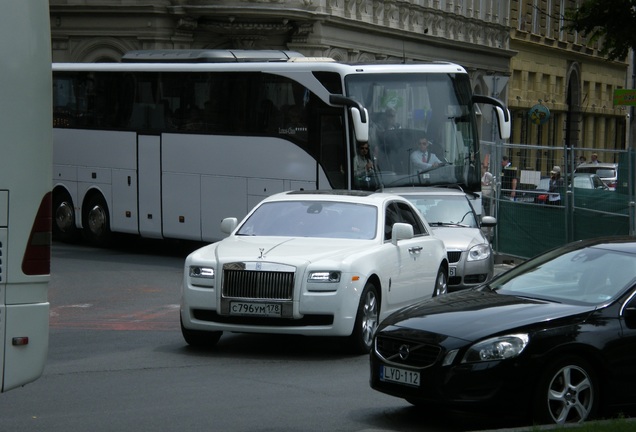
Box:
[375,335,442,368]
[222,269,294,300]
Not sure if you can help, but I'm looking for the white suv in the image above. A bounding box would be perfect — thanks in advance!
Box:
[385,187,497,291]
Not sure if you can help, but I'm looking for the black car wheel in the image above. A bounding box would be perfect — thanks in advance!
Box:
[180,317,222,348]
[533,356,598,424]
[348,282,379,354]
[432,266,448,297]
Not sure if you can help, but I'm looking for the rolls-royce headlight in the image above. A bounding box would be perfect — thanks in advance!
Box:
[467,244,491,261]
[189,265,215,288]
[461,333,529,363]
[308,271,341,283]
[190,266,215,278]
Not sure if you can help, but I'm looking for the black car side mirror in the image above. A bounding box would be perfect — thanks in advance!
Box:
[624,306,636,329]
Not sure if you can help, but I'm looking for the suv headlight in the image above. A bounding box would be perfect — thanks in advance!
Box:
[461,333,529,363]
[467,244,491,261]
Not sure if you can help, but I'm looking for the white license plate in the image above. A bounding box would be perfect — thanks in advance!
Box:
[449,266,456,277]
[230,302,281,317]
[380,365,420,386]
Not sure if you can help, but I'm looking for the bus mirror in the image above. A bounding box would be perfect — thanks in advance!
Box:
[351,107,369,143]
[329,94,369,143]
[472,95,511,141]
[495,106,511,140]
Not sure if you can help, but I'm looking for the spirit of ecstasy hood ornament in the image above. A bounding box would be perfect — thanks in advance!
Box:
[258,248,265,259]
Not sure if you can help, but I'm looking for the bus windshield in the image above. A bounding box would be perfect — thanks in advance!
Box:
[346,73,478,190]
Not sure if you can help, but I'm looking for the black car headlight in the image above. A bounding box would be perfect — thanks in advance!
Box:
[461,333,529,363]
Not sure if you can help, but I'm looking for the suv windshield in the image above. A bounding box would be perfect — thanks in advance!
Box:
[403,194,477,227]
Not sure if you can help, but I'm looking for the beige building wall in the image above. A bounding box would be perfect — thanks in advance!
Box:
[507,0,628,174]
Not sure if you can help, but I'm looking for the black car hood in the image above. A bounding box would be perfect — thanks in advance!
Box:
[381,290,595,342]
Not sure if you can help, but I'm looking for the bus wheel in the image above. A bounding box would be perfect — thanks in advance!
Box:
[83,194,112,247]
[52,190,80,243]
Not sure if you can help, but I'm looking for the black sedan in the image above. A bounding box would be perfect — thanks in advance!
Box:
[370,236,636,425]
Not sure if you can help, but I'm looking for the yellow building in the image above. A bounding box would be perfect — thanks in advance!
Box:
[506,0,628,172]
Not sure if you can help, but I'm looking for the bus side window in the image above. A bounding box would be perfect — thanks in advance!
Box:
[257,99,280,133]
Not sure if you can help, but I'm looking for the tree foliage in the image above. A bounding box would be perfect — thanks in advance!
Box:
[564,0,636,61]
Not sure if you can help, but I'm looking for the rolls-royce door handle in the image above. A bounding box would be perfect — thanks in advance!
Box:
[409,246,423,254]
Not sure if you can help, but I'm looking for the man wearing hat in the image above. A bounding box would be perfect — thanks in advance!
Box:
[548,166,563,205]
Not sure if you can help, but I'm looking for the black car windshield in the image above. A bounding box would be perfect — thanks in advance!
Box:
[490,246,636,305]
[403,194,477,227]
[236,200,378,239]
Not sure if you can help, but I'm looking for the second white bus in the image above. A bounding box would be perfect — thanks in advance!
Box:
[0,0,51,391]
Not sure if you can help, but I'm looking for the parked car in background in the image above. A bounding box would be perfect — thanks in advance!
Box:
[520,174,608,205]
[385,187,496,291]
[370,236,636,425]
[181,190,448,354]
[574,163,618,190]
[571,173,610,190]
[514,177,551,204]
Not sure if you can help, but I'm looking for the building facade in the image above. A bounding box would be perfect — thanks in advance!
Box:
[49,0,629,164]
[506,0,628,174]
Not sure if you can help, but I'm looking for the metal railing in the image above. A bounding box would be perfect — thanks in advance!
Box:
[480,142,636,260]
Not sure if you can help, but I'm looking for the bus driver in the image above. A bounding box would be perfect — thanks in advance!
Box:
[411,137,442,173]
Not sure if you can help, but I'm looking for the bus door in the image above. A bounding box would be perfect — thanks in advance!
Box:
[137,134,162,238]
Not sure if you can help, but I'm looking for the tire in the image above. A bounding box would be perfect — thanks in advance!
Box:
[180,317,222,348]
[432,266,448,297]
[52,190,81,243]
[347,282,379,354]
[82,193,112,247]
[533,356,598,425]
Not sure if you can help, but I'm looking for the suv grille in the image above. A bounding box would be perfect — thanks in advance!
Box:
[447,251,462,263]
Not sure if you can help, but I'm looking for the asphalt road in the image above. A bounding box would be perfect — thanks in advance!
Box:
[0,238,526,432]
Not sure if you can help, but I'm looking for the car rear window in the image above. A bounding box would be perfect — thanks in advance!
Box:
[595,168,616,178]
[575,167,616,178]
[575,167,597,174]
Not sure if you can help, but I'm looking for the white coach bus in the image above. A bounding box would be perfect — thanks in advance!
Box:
[0,0,51,391]
[52,50,509,245]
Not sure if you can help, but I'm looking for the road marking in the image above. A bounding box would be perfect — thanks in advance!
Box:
[50,304,180,331]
